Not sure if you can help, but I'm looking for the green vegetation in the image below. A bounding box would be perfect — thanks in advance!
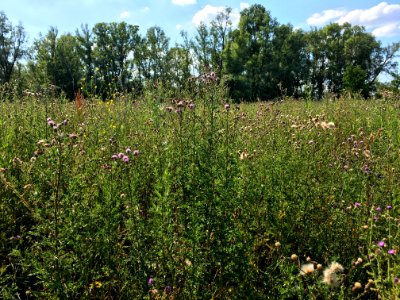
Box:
[1,82,400,298]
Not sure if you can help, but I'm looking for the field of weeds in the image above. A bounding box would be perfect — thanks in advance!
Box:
[1,88,400,299]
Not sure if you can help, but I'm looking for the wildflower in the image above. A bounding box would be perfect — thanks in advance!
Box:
[354,202,361,208]
[377,241,385,248]
[133,149,139,156]
[322,262,344,287]
[388,249,396,255]
[125,147,131,154]
[122,155,129,163]
[94,281,102,288]
[352,282,362,292]
[355,257,363,266]
[274,241,281,248]
[185,258,192,266]
[189,102,195,110]
[164,285,172,294]
[300,263,315,276]
[118,152,125,159]
[111,154,119,160]
[386,205,393,210]
[69,133,78,139]
[317,264,323,272]
[148,277,154,285]
[320,121,335,130]
[224,103,230,111]
[47,118,55,127]
[395,278,399,284]
[166,106,174,112]
[306,256,312,262]
[375,206,382,212]
[290,254,298,261]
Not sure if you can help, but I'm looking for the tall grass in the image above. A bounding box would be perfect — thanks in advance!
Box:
[1,88,400,299]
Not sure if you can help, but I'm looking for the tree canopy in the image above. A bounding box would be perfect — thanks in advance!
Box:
[0,5,399,101]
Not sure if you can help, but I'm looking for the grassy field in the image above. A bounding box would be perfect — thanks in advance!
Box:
[1,86,400,299]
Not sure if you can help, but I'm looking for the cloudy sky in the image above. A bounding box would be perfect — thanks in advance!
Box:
[2,0,400,45]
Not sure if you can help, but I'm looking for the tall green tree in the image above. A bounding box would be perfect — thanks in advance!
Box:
[0,11,26,84]
[92,22,139,97]
[210,7,233,80]
[270,24,308,98]
[139,26,170,85]
[30,27,82,99]
[76,24,94,94]
[226,4,278,100]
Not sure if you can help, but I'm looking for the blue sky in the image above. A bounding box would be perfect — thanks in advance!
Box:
[2,0,400,46]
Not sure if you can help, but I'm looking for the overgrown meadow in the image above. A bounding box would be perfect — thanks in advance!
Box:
[1,83,400,299]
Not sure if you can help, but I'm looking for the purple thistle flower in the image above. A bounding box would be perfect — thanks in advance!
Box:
[111,154,119,160]
[395,278,399,284]
[354,202,361,208]
[375,206,382,212]
[47,119,55,127]
[118,152,125,159]
[164,285,172,294]
[148,277,154,285]
[388,249,396,255]
[386,205,393,210]
[133,149,139,156]
[125,147,131,154]
[377,241,385,248]
[122,155,129,163]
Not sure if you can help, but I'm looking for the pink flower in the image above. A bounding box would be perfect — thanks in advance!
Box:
[388,249,396,255]
[377,241,385,248]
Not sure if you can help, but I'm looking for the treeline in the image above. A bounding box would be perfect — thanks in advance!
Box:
[0,4,399,101]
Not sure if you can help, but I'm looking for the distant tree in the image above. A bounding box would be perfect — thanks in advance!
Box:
[343,65,368,96]
[209,7,233,80]
[306,23,400,98]
[0,11,26,84]
[191,22,212,74]
[92,22,139,98]
[76,24,94,94]
[30,27,82,99]
[271,24,308,98]
[226,4,278,101]
[140,26,170,85]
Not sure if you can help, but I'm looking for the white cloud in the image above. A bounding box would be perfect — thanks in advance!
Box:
[306,2,400,38]
[307,9,347,26]
[172,0,196,5]
[119,11,130,19]
[240,2,250,11]
[337,2,400,26]
[372,23,400,37]
[141,6,150,13]
[176,24,182,30]
[192,5,226,26]
[192,5,241,27]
